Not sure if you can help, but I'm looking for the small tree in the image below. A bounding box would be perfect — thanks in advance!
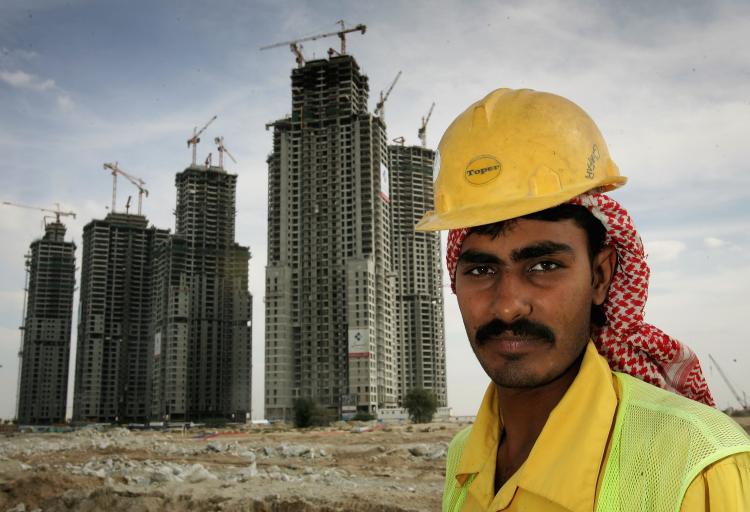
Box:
[293,397,333,428]
[403,388,438,423]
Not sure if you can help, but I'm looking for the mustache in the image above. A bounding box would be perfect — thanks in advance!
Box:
[475,318,555,346]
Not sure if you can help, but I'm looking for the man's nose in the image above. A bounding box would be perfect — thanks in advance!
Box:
[489,274,532,324]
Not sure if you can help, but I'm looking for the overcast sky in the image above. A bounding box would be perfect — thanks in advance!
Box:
[1,0,749,420]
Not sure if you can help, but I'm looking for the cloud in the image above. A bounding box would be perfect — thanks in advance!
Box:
[0,69,55,91]
[645,240,687,263]
[56,94,74,112]
[704,237,726,248]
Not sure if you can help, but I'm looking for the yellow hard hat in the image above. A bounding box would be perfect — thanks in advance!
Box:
[416,88,626,231]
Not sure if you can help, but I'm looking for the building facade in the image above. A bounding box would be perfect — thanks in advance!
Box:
[265,55,396,420]
[16,221,76,424]
[150,165,252,421]
[388,144,447,406]
[73,213,169,422]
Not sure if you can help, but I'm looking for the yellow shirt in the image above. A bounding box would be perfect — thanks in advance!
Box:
[453,342,750,511]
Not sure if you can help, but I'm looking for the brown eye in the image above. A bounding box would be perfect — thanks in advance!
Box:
[529,261,560,272]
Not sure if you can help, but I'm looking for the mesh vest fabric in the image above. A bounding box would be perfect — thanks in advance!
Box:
[442,375,750,512]
[596,373,750,512]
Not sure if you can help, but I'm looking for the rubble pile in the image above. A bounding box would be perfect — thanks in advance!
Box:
[0,422,462,511]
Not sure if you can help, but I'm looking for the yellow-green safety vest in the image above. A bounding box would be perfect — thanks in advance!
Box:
[443,372,750,512]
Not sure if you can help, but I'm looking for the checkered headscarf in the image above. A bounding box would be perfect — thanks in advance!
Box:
[446,192,715,406]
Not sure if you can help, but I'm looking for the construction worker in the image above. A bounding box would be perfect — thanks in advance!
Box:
[416,88,750,511]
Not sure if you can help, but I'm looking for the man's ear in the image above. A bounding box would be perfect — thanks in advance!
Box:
[592,246,616,306]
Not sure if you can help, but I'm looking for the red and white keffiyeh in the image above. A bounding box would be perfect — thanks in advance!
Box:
[446,192,715,406]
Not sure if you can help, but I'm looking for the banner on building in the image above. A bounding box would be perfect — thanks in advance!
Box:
[154,332,162,357]
[379,162,390,203]
[348,328,369,358]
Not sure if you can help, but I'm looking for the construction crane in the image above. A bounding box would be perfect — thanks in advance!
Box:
[418,102,436,148]
[709,354,749,410]
[392,136,405,146]
[103,162,149,215]
[260,21,366,67]
[374,70,402,122]
[187,115,218,166]
[214,136,238,170]
[2,201,76,226]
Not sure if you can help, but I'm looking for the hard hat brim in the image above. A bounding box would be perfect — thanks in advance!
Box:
[415,175,627,231]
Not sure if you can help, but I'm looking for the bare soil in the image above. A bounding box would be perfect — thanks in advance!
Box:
[0,422,467,512]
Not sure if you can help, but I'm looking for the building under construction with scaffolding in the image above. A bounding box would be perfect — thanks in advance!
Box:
[388,143,447,407]
[265,53,397,420]
[16,221,76,425]
[150,164,252,421]
[73,213,169,422]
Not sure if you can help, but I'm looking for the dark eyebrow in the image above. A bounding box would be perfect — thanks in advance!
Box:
[457,250,502,265]
[510,241,574,262]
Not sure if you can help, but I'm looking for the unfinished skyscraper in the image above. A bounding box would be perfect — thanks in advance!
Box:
[150,164,252,421]
[265,55,395,420]
[388,144,447,406]
[73,213,169,422]
[16,221,76,424]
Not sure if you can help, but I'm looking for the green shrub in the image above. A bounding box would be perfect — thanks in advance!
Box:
[351,411,375,421]
[403,388,438,424]
[293,398,333,428]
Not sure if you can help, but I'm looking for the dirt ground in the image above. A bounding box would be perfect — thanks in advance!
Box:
[0,421,467,512]
[2,417,748,512]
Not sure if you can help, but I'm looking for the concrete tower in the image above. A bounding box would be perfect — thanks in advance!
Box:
[265,55,395,420]
[73,213,168,422]
[16,221,76,424]
[388,144,447,406]
[150,165,252,421]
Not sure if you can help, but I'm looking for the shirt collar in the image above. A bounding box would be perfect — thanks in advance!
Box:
[455,341,618,511]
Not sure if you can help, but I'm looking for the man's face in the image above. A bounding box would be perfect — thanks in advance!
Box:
[455,218,613,390]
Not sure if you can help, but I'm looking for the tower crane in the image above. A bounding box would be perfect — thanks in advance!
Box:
[708,354,749,410]
[214,136,238,170]
[103,162,149,215]
[187,115,218,166]
[260,21,367,67]
[2,201,76,226]
[374,70,402,122]
[418,102,436,148]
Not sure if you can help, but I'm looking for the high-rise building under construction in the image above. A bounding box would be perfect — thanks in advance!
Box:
[73,213,169,422]
[16,221,76,424]
[150,165,252,421]
[265,55,396,419]
[388,144,447,407]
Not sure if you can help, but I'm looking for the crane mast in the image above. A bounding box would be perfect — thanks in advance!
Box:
[708,354,748,409]
[260,21,367,67]
[374,70,402,122]
[103,162,149,215]
[187,115,218,166]
[214,136,238,170]
[418,102,436,148]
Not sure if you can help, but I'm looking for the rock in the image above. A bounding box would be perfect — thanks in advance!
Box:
[237,463,258,479]
[279,444,310,457]
[427,446,447,459]
[239,450,256,463]
[408,444,429,457]
[206,441,224,452]
[262,446,275,457]
[7,503,26,512]
[181,463,217,483]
